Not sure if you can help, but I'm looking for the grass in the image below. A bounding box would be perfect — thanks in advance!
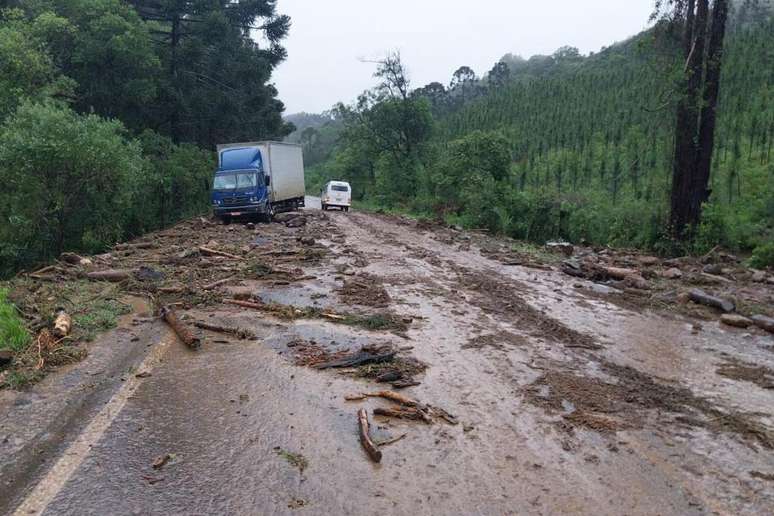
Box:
[0,288,30,353]
[74,296,131,341]
[342,313,408,332]
[275,448,308,473]
[2,370,42,389]
[1,280,133,389]
[510,241,566,264]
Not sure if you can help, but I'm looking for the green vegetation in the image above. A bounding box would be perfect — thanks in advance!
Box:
[305,8,774,262]
[275,448,308,473]
[0,288,29,352]
[0,1,292,277]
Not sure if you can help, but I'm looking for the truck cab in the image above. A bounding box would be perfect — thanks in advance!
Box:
[321,181,352,212]
[211,142,305,222]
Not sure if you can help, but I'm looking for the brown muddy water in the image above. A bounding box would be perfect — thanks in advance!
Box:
[2,200,773,515]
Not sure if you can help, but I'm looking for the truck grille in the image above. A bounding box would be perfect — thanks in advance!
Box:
[222,196,249,206]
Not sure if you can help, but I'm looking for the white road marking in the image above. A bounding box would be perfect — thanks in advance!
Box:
[12,332,174,516]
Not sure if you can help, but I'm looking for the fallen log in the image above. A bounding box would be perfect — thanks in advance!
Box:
[365,390,418,407]
[373,406,431,423]
[312,348,396,370]
[224,299,265,310]
[751,315,774,334]
[28,265,58,279]
[203,277,235,290]
[115,242,155,251]
[86,269,134,282]
[688,288,735,313]
[357,409,382,463]
[52,310,72,338]
[199,246,242,260]
[603,266,639,281]
[700,272,733,284]
[60,252,92,266]
[720,314,752,328]
[193,321,255,340]
[161,307,201,350]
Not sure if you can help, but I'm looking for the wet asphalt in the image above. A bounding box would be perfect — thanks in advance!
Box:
[3,200,773,515]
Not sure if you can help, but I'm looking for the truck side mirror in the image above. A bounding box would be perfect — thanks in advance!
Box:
[265,175,270,186]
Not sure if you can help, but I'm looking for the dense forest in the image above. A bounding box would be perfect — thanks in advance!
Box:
[303,1,773,264]
[0,0,293,277]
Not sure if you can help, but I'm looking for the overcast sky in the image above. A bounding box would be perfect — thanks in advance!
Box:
[272,0,655,114]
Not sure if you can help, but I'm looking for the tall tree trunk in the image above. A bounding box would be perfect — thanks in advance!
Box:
[695,0,729,210]
[170,14,180,143]
[669,0,709,238]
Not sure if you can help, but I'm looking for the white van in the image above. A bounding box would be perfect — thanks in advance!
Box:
[321,181,351,212]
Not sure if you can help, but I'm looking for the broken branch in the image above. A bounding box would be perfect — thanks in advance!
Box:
[193,321,255,340]
[203,277,235,290]
[224,299,265,310]
[357,409,382,463]
[199,247,242,260]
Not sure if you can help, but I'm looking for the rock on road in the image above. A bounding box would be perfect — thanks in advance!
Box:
[1,199,773,515]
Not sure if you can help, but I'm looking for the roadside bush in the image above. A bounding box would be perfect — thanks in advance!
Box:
[0,288,29,353]
[129,130,213,234]
[749,242,774,269]
[0,101,144,274]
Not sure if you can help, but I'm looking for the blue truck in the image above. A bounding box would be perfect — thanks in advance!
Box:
[211,141,305,222]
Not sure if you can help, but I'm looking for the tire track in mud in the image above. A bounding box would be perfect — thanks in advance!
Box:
[334,210,774,513]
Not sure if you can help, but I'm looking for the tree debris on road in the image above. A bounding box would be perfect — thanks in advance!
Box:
[312,345,396,370]
[193,321,256,340]
[688,288,736,313]
[52,310,72,338]
[357,408,382,463]
[161,307,201,350]
[86,269,134,283]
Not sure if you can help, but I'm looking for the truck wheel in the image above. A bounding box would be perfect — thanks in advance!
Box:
[221,215,231,225]
[344,207,349,212]
[322,204,327,211]
[261,204,275,223]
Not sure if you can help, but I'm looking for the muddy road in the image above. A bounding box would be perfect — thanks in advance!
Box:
[2,199,773,515]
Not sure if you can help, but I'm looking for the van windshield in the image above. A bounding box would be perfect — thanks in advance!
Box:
[214,172,257,191]
[331,185,349,192]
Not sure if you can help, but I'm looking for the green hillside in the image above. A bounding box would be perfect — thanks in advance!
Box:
[309,10,773,259]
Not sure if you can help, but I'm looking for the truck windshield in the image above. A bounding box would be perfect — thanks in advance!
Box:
[213,172,257,191]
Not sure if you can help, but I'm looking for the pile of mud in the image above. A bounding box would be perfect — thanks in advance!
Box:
[526,359,774,448]
[337,273,391,308]
[453,266,599,350]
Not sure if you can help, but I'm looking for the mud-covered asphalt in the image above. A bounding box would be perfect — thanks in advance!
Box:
[2,198,773,515]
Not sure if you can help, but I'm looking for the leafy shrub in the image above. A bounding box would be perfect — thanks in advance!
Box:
[749,242,774,269]
[0,288,29,353]
[0,101,144,275]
